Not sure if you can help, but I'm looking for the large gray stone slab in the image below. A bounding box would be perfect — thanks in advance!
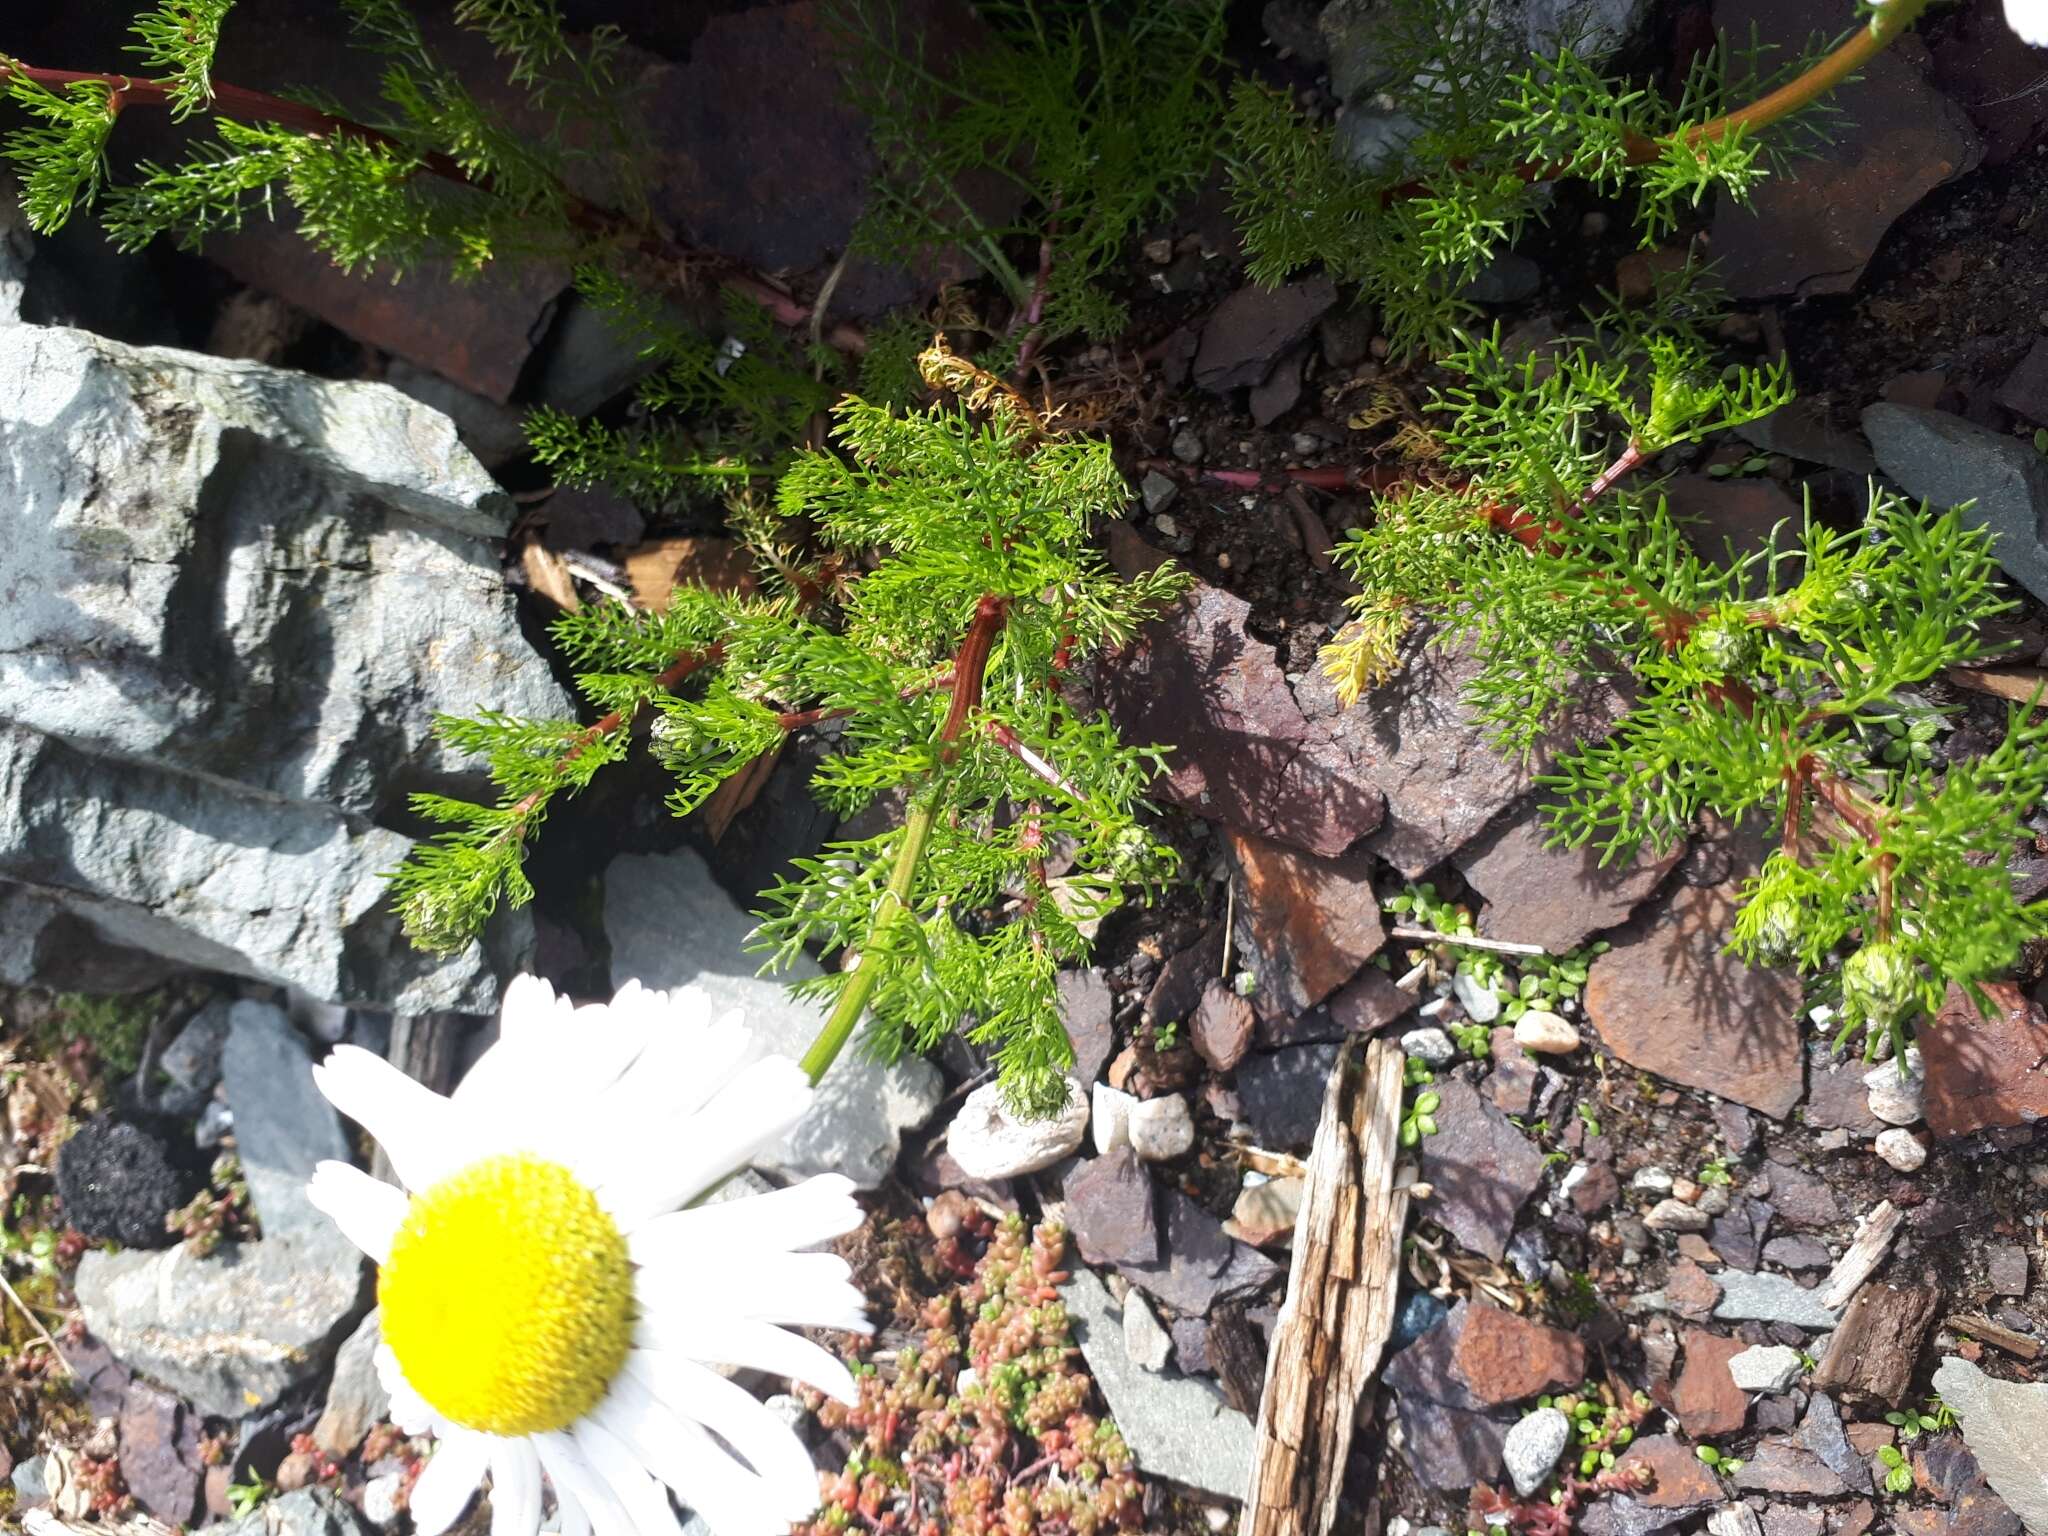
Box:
[1932,1357,2048,1534]
[605,850,941,1190]
[1062,1267,1254,1500]
[0,722,508,1012]
[0,323,568,812]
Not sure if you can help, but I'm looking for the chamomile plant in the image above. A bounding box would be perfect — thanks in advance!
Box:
[389,345,1189,1116]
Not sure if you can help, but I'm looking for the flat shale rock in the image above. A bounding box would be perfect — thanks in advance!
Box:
[1062,1146,1160,1268]
[1865,405,2048,606]
[1062,1268,1253,1500]
[1613,1435,1724,1509]
[1931,1358,2048,1535]
[1237,1042,1343,1149]
[1733,1440,1852,1497]
[1100,554,1385,857]
[1224,829,1385,1018]
[1672,1329,1750,1437]
[1118,1190,1282,1317]
[1057,969,1116,1083]
[1295,631,1628,878]
[118,1379,203,1525]
[1585,878,1803,1118]
[1455,801,1683,951]
[1383,1302,1511,1491]
[1447,1302,1586,1406]
[1708,0,1979,300]
[1194,278,1339,393]
[1417,1077,1545,1262]
[1921,982,2048,1139]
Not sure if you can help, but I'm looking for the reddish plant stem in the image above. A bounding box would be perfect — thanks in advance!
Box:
[773,666,958,733]
[501,641,724,833]
[1010,193,1061,380]
[0,59,867,352]
[938,596,1010,757]
[1565,438,1647,518]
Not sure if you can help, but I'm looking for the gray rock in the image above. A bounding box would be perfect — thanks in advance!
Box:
[1932,1357,2048,1534]
[1383,1301,1511,1490]
[1063,1267,1254,1499]
[221,1000,354,1240]
[1712,1271,1840,1331]
[0,325,567,812]
[1864,1047,1924,1127]
[1864,403,2048,605]
[1122,1290,1174,1372]
[1762,1236,1832,1271]
[1128,1094,1195,1162]
[1120,1190,1283,1317]
[312,1309,389,1459]
[1504,1406,1571,1496]
[1140,471,1179,515]
[1419,1078,1545,1262]
[1063,1145,1159,1267]
[948,1077,1089,1180]
[229,1487,372,1536]
[1237,1043,1343,1149]
[604,850,941,1189]
[1796,1393,1871,1496]
[12,1454,47,1504]
[1402,1026,1457,1064]
[0,723,512,1012]
[75,1233,367,1419]
[1728,1344,1804,1393]
[1708,1507,1763,1536]
[195,1098,234,1151]
[1461,253,1541,305]
[160,1000,233,1097]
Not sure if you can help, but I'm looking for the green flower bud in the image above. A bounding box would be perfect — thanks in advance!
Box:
[1749,896,1802,965]
[1684,616,1760,678]
[1842,941,1917,1026]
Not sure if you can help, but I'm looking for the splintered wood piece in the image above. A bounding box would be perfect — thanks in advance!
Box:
[1812,1282,1941,1407]
[1822,1200,1902,1310]
[1947,1312,2044,1361]
[1240,1037,1410,1536]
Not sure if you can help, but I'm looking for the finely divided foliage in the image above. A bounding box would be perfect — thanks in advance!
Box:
[396,347,1188,1115]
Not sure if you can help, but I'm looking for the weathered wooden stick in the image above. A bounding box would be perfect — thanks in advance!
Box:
[1240,1036,1410,1536]
[1821,1199,1901,1310]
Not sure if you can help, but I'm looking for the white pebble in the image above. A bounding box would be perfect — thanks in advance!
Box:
[1643,1198,1710,1232]
[1129,1094,1196,1162]
[1513,1009,1580,1054]
[947,1076,1088,1179]
[1864,1046,1924,1127]
[1401,1027,1456,1066]
[1454,970,1502,1023]
[1726,1344,1804,1393]
[1502,1407,1571,1496]
[1092,1080,1137,1156]
[1631,1166,1675,1193]
[1875,1127,1927,1172]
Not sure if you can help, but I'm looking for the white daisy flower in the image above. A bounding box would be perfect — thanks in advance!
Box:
[305,975,869,1536]
[2010,0,2048,45]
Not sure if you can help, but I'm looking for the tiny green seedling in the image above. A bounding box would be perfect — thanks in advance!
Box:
[1876,1444,1913,1495]
[1401,1089,1441,1146]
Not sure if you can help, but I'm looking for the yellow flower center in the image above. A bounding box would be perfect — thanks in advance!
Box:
[379,1153,633,1436]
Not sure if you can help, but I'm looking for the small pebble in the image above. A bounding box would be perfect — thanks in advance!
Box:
[1502,1407,1571,1496]
[1631,1167,1675,1193]
[1864,1046,1924,1126]
[1727,1343,1804,1393]
[1453,970,1502,1023]
[361,1472,404,1530]
[1644,1198,1711,1232]
[1171,427,1203,464]
[1513,1009,1580,1054]
[1401,1027,1456,1066]
[1143,237,1175,265]
[1672,1176,1702,1203]
[1129,1094,1195,1162]
[1875,1127,1926,1172]
[1153,514,1180,538]
[1092,1081,1138,1155]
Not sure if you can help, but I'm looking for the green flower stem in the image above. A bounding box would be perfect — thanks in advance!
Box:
[798,794,940,1084]
[797,594,1009,1084]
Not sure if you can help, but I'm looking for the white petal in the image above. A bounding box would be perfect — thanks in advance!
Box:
[589,1373,804,1536]
[627,1174,861,1262]
[636,1251,872,1334]
[500,974,575,1044]
[2008,0,2048,45]
[491,1438,544,1536]
[536,1431,636,1536]
[305,1161,408,1264]
[569,1416,681,1536]
[602,1058,814,1227]
[412,1431,491,1536]
[624,1353,814,1495]
[630,1323,858,1408]
[312,1045,462,1191]
[545,1466,590,1536]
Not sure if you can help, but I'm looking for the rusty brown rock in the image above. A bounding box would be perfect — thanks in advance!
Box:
[1665,1258,1724,1323]
[1225,829,1386,1019]
[1672,1329,1750,1437]
[1324,965,1413,1038]
[1585,878,1804,1118]
[1614,1434,1724,1508]
[1100,559,1386,857]
[1295,629,1628,878]
[1190,979,1255,1073]
[1922,981,2048,1139]
[1709,0,1980,301]
[1455,802,1684,952]
[1447,1302,1586,1406]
